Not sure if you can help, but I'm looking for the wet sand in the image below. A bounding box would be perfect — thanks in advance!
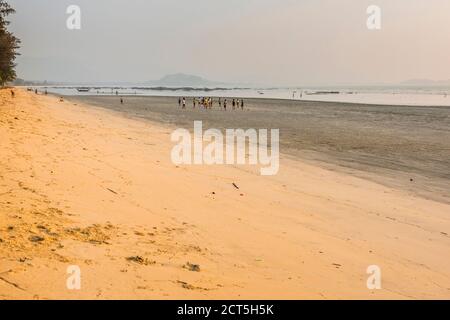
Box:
[68,95,450,204]
[1,89,449,299]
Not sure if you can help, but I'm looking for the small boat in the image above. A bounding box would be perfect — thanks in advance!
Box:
[76,87,90,92]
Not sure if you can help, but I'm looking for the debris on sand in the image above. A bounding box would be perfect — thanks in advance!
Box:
[176,280,210,291]
[0,275,25,291]
[126,256,156,266]
[65,225,112,245]
[107,188,118,195]
[177,281,196,290]
[232,183,239,190]
[126,256,145,264]
[29,235,45,243]
[183,262,201,272]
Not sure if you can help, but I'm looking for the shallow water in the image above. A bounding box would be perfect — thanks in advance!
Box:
[45,86,450,106]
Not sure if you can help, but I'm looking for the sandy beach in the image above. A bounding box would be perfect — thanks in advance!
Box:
[69,95,450,204]
[1,88,449,299]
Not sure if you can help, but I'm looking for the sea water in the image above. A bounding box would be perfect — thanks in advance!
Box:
[41,85,450,107]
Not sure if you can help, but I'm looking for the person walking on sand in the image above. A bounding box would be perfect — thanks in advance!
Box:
[232,99,236,110]
[241,99,244,110]
[178,97,181,107]
[223,99,227,111]
[219,97,222,108]
[182,97,186,109]
[193,98,196,108]
[10,90,15,98]
[120,98,124,104]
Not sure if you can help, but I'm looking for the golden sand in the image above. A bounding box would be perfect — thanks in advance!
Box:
[0,89,449,299]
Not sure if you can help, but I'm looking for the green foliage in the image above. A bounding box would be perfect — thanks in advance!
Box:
[0,0,20,86]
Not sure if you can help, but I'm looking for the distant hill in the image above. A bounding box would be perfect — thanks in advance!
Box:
[148,73,222,87]
[400,79,450,86]
[12,78,52,86]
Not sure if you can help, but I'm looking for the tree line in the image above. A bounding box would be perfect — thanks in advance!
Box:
[0,0,20,86]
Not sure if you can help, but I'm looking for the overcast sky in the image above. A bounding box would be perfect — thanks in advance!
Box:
[7,0,450,85]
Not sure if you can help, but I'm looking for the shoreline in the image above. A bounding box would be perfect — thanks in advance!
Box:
[24,83,450,107]
[68,93,450,108]
[1,88,449,299]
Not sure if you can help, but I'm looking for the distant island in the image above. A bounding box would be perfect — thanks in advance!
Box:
[12,73,229,88]
[400,79,450,86]
[147,73,225,87]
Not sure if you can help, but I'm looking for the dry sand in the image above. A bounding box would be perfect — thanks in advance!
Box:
[0,88,449,299]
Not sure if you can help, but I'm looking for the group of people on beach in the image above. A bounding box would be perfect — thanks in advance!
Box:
[27,88,48,95]
[178,97,245,111]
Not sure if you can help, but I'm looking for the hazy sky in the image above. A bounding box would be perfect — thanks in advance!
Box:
[7,0,450,85]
